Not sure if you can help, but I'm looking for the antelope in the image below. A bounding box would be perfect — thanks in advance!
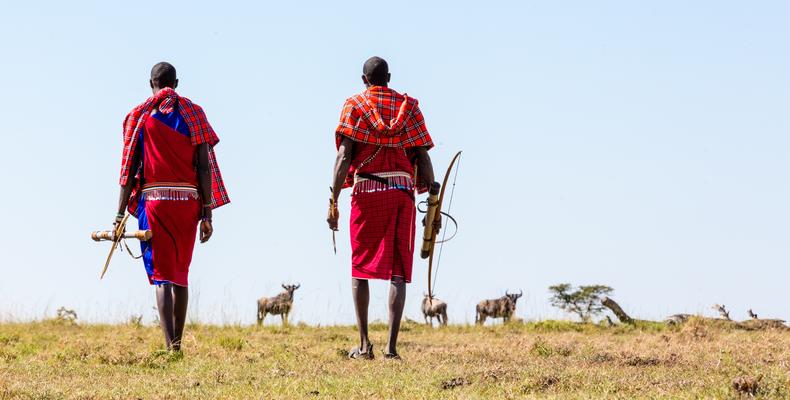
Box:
[421,295,448,327]
[476,290,522,325]
[257,283,300,326]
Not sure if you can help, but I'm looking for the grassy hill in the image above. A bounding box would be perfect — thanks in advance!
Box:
[0,318,788,399]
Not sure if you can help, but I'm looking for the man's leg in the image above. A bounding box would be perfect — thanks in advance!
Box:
[155,284,175,350]
[351,278,370,351]
[172,285,189,351]
[386,276,406,355]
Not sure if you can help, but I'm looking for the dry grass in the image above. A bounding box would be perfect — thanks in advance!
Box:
[0,318,788,399]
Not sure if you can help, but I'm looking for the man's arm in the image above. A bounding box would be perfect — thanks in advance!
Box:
[115,150,141,228]
[413,146,442,231]
[196,143,213,243]
[413,146,435,187]
[327,136,355,230]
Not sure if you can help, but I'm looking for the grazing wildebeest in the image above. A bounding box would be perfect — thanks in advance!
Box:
[421,295,448,327]
[475,290,523,325]
[257,283,300,326]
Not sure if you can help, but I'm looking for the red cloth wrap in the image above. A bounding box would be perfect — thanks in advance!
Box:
[335,86,434,193]
[349,145,415,183]
[142,117,200,187]
[346,143,417,282]
[139,115,202,286]
[336,86,436,283]
[334,86,433,149]
[120,88,229,216]
[144,198,200,286]
[350,189,416,283]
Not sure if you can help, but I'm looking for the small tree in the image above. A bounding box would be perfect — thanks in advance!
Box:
[548,283,613,322]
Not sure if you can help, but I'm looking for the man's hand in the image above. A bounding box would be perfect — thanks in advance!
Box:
[200,219,213,243]
[112,213,126,240]
[329,138,354,231]
[327,200,339,231]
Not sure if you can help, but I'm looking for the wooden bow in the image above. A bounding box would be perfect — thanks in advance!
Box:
[425,151,462,300]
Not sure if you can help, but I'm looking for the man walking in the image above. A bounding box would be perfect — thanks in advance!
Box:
[115,62,229,351]
[328,57,438,359]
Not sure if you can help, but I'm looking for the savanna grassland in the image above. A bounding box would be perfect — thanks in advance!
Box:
[0,318,788,399]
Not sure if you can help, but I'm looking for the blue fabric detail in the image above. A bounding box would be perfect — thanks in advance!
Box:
[137,197,155,281]
[151,108,190,137]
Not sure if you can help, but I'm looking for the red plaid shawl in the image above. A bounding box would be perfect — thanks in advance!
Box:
[120,88,230,214]
[335,86,433,149]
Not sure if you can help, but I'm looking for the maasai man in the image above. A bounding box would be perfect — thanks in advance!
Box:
[328,57,439,359]
[114,62,229,351]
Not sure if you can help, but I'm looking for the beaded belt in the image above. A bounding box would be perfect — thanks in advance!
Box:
[142,183,199,201]
[353,171,414,196]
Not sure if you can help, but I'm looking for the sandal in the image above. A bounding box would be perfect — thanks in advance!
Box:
[382,351,401,360]
[348,343,374,360]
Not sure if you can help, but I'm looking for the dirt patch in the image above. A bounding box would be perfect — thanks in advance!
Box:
[732,375,761,396]
[440,377,470,390]
[480,368,519,383]
[620,352,678,367]
[623,355,660,366]
[523,375,560,393]
[588,352,615,364]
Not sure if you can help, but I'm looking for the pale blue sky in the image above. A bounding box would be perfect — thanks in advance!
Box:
[0,1,787,325]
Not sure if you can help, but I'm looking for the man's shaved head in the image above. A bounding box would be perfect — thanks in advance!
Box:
[150,62,177,89]
[362,56,389,86]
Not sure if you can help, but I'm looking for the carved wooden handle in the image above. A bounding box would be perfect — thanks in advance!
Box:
[91,230,152,242]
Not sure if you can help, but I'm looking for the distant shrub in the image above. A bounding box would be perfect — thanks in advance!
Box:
[549,284,613,322]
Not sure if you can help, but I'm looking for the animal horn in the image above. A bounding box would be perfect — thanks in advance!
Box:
[294,283,300,289]
[281,283,287,289]
[518,289,523,297]
[505,290,511,296]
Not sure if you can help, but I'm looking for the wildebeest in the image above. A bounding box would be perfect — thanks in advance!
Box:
[475,290,522,325]
[257,283,300,325]
[665,314,692,325]
[421,295,448,327]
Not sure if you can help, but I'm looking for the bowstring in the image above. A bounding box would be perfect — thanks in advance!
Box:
[431,155,462,296]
